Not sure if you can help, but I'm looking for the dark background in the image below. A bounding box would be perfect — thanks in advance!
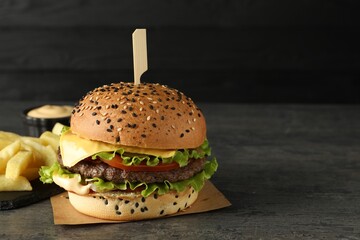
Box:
[0,0,360,103]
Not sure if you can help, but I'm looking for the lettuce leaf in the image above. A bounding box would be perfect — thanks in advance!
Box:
[39,161,77,184]
[92,139,211,168]
[39,158,218,197]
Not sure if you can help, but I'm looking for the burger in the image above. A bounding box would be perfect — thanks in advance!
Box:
[40,82,218,220]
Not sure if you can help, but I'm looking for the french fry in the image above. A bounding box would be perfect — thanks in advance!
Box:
[52,122,65,135]
[21,136,47,145]
[5,150,33,179]
[0,128,61,191]
[0,175,32,191]
[0,131,21,141]
[0,140,21,173]
[40,131,60,151]
[21,139,57,167]
[0,138,12,150]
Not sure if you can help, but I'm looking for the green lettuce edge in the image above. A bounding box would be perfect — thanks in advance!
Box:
[39,158,218,197]
[92,139,211,168]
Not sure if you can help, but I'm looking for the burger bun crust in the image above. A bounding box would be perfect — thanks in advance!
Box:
[68,186,198,221]
[70,82,206,149]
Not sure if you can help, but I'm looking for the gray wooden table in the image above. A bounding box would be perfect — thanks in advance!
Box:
[1,101,360,239]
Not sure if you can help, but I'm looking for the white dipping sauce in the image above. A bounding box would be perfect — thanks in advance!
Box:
[27,105,73,118]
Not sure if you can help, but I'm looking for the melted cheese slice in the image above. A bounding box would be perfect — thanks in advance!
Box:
[60,130,176,167]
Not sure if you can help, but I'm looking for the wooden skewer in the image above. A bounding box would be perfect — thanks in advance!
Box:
[132,29,148,85]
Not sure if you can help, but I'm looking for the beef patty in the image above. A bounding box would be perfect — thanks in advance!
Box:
[58,152,206,184]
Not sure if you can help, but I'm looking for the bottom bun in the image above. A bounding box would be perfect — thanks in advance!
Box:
[68,186,198,221]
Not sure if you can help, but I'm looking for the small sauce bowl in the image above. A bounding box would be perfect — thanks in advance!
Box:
[22,105,72,137]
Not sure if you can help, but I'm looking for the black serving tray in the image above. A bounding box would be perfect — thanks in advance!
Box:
[0,179,64,210]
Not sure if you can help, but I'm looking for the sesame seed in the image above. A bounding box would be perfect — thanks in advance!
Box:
[141,134,146,138]
[140,107,143,111]
[92,112,97,116]
[171,125,175,129]
[106,119,111,123]
[106,105,110,109]
[193,118,197,122]
[121,110,127,114]
[152,123,157,128]
[156,109,159,113]
[117,127,122,132]
[180,133,184,138]
[127,123,137,128]
[96,120,100,125]
[140,101,144,105]
[147,116,151,121]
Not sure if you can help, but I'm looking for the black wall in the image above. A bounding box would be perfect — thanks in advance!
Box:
[1,1,360,103]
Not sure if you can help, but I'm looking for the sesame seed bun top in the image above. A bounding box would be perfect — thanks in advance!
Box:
[70,82,206,149]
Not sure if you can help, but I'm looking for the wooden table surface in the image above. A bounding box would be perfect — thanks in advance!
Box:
[1,101,360,239]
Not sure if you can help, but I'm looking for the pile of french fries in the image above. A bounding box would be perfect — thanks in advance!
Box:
[0,125,62,191]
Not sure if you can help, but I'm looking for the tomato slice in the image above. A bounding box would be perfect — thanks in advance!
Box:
[100,154,180,172]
